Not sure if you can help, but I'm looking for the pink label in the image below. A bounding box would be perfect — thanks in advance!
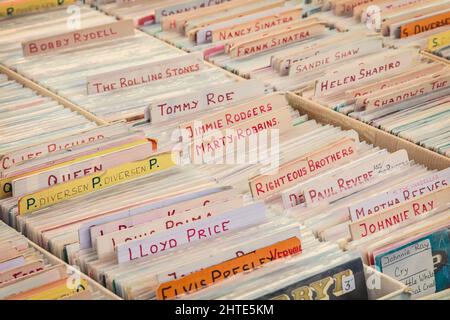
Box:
[22,20,135,57]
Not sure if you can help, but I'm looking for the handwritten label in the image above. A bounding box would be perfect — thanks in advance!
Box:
[89,188,236,245]
[428,29,450,50]
[249,137,358,199]
[116,202,266,263]
[380,239,435,299]
[349,167,450,222]
[230,23,325,58]
[156,237,302,300]
[400,11,450,38]
[189,106,292,161]
[155,0,230,23]
[0,260,45,285]
[86,52,204,94]
[314,51,415,97]
[95,197,242,258]
[22,20,135,57]
[349,186,450,240]
[18,152,175,215]
[302,150,409,206]
[180,93,288,139]
[210,7,302,43]
[0,0,76,17]
[364,73,450,110]
[147,80,266,123]
[289,38,383,76]
[12,139,154,198]
[0,123,130,174]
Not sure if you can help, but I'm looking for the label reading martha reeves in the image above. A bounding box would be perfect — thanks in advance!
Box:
[0,0,77,17]
[314,51,415,98]
[86,52,205,95]
[22,20,135,57]
[349,186,450,240]
[147,80,266,123]
[156,237,302,300]
[349,167,450,222]
[400,11,450,38]
[18,152,175,215]
[375,229,450,299]
[249,137,358,199]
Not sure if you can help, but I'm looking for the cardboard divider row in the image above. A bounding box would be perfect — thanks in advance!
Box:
[0,64,108,126]
[26,240,122,300]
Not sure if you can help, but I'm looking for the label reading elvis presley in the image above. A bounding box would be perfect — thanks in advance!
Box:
[260,257,367,300]
[249,137,358,199]
[375,229,450,299]
[18,152,175,215]
[156,237,302,300]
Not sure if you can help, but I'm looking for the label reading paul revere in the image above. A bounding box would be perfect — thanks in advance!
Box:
[146,80,266,123]
[22,20,135,57]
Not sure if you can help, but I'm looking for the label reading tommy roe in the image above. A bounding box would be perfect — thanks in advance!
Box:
[147,80,266,123]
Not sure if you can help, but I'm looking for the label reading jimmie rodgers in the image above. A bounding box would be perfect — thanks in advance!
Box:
[147,80,266,123]
[249,136,358,199]
[18,152,175,215]
[22,20,135,57]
